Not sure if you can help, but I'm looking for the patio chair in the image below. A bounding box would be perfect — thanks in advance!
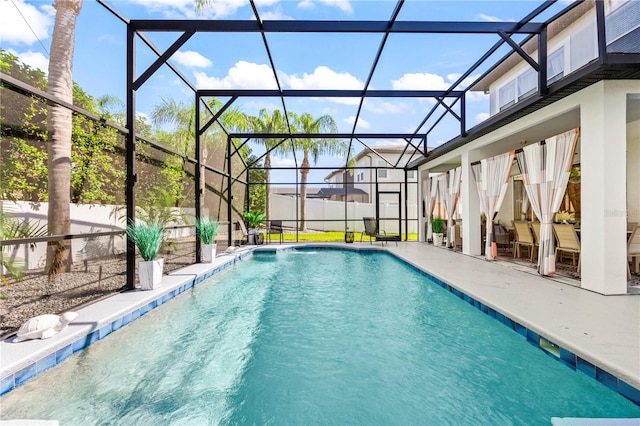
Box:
[628,225,640,279]
[361,217,400,246]
[512,221,535,262]
[234,220,249,246]
[266,220,284,244]
[361,217,381,244]
[553,223,581,271]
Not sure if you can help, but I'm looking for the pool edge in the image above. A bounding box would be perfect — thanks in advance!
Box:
[1,243,638,407]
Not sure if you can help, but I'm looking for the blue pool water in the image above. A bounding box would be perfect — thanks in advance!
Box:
[1,249,639,424]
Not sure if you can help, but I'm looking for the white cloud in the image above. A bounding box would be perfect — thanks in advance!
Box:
[8,49,48,72]
[194,61,278,89]
[363,99,405,114]
[392,72,450,91]
[0,0,53,45]
[172,50,212,68]
[260,7,293,20]
[317,0,352,13]
[297,0,314,9]
[343,116,370,129]
[271,156,296,167]
[296,0,351,12]
[285,66,363,90]
[129,0,250,19]
[283,66,363,105]
[477,13,500,22]
[475,112,490,123]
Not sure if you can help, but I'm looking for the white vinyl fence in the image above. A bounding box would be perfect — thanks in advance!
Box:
[269,194,418,234]
[1,201,198,270]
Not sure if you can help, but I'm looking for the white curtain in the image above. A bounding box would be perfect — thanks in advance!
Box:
[515,128,580,275]
[471,152,515,260]
[423,177,438,242]
[438,167,462,248]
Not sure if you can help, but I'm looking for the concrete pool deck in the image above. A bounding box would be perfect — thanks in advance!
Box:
[1,241,638,403]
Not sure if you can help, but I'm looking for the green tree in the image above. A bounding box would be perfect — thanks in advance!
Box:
[248,109,289,221]
[150,97,250,219]
[247,152,266,214]
[289,112,341,231]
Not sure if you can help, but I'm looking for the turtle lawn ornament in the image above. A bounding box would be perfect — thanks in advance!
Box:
[13,312,78,343]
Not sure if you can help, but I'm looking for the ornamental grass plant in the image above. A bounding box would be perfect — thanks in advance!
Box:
[126,219,164,261]
[195,218,220,245]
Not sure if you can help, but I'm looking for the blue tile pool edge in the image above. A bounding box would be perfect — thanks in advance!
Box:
[0,250,255,398]
[2,244,639,407]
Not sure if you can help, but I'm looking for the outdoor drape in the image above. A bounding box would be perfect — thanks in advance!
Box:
[471,151,515,260]
[422,177,438,242]
[438,167,462,248]
[515,128,580,275]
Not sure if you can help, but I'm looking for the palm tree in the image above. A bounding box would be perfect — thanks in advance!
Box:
[151,97,250,214]
[248,109,289,221]
[290,112,341,231]
[46,0,83,273]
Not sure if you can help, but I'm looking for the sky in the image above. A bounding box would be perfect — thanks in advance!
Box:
[1,0,573,186]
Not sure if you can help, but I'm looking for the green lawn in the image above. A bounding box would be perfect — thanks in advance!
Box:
[278,232,417,242]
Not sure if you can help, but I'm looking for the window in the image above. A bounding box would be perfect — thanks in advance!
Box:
[407,170,416,179]
[498,80,516,111]
[377,160,388,179]
[547,47,565,84]
[517,68,537,100]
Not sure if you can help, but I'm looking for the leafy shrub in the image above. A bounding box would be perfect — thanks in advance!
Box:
[195,217,220,245]
[126,219,164,261]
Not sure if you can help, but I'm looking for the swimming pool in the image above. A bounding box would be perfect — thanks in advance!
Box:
[1,249,639,424]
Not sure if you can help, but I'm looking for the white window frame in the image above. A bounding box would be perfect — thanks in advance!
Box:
[498,80,516,111]
[377,160,388,179]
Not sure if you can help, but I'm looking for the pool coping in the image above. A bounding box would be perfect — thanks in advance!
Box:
[1,243,639,407]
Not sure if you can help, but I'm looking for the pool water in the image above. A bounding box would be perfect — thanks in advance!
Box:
[1,250,639,424]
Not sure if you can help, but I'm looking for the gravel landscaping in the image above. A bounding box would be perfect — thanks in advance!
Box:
[0,238,230,339]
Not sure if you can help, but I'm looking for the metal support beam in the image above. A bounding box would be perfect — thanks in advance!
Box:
[198,89,464,98]
[227,135,233,248]
[199,96,238,135]
[126,25,136,291]
[538,26,548,96]
[130,19,545,34]
[195,92,202,263]
[595,0,608,64]
[133,30,195,91]
[498,31,539,71]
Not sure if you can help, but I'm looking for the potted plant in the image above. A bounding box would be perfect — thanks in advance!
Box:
[243,211,266,245]
[344,226,355,243]
[432,216,446,247]
[126,219,164,290]
[195,217,220,263]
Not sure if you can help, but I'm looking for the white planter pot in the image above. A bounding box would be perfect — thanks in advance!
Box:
[433,233,444,247]
[139,258,163,290]
[202,243,216,263]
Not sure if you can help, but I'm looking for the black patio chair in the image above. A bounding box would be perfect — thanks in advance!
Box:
[267,220,284,244]
[361,217,400,246]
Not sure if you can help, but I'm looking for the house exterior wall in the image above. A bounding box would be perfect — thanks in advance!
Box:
[420,79,640,295]
[627,111,640,223]
[490,7,597,115]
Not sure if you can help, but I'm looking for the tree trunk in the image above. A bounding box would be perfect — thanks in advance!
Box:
[264,152,271,221]
[46,0,82,273]
[299,155,310,231]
